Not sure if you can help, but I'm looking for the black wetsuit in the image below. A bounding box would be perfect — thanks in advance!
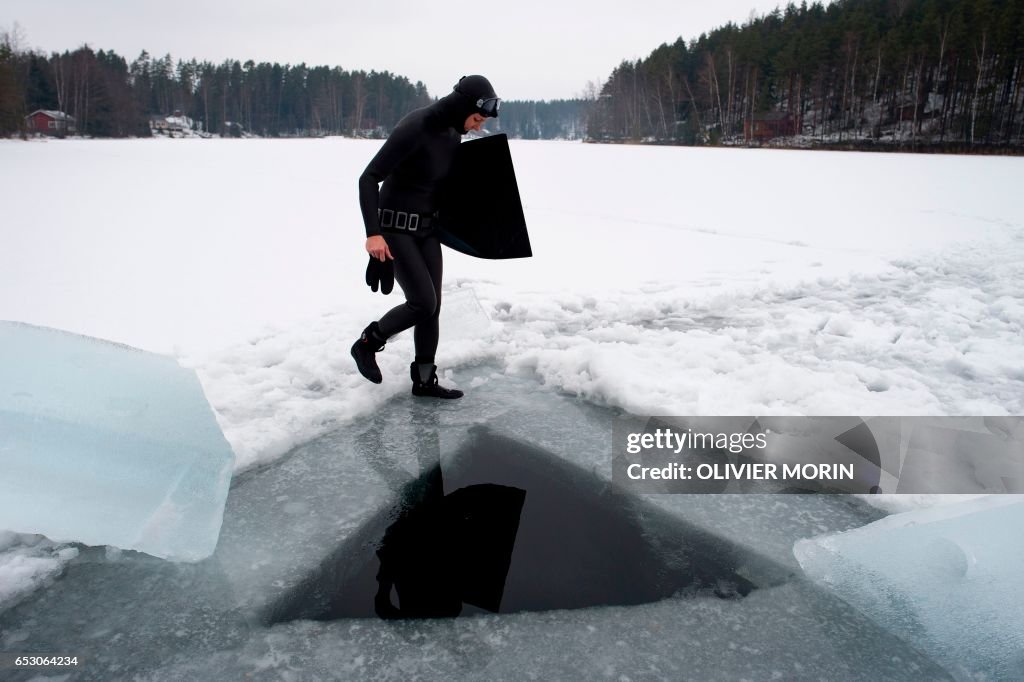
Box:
[358,92,472,362]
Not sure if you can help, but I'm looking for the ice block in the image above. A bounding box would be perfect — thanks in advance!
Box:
[794,495,1024,679]
[0,322,234,561]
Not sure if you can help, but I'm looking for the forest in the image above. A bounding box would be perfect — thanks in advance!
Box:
[0,34,592,140]
[3,0,1022,150]
[0,40,432,137]
[587,0,1024,149]
[490,100,587,140]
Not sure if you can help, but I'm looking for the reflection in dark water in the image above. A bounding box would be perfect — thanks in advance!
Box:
[374,482,526,619]
[269,411,785,624]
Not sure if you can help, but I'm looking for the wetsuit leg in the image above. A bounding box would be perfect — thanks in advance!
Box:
[414,236,443,361]
[377,233,442,359]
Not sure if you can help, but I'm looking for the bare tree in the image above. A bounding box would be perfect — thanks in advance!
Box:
[971,31,987,144]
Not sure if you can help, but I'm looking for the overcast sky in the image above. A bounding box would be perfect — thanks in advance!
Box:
[5,1,795,101]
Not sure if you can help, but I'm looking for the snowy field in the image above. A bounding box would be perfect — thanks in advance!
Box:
[3,137,1022,468]
[1,138,1023,664]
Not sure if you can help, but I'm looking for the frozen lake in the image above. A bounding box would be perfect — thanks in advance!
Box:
[2,137,1022,469]
[1,138,1022,679]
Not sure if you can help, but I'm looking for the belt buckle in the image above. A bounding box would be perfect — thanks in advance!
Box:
[408,213,419,231]
[395,211,408,230]
[379,208,394,228]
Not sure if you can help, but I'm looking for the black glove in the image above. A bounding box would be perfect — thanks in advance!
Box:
[365,256,394,295]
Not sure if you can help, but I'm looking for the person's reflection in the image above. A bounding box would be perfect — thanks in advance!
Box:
[361,403,525,619]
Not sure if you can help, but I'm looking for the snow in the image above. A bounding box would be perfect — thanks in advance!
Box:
[7,137,1016,473]
[0,137,1022,675]
[0,531,77,610]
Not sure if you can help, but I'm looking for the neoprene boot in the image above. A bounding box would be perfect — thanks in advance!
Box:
[351,322,386,384]
[411,362,463,399]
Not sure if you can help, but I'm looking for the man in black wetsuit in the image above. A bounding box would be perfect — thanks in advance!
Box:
[351,75,500,399]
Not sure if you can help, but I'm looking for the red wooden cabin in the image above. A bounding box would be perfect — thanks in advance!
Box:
[25,110,77,135]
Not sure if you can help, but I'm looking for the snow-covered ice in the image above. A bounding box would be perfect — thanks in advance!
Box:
[2,139,1022,471]
[0,321,234,562]
[795,496,1024,680]
[0,531,78,609]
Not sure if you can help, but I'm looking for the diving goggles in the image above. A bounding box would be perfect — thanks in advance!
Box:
[475,96,501,117]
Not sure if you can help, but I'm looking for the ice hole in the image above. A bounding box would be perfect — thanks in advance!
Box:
[268,428,783,622]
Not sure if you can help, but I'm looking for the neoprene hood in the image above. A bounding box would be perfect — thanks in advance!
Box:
[453,75,500,118]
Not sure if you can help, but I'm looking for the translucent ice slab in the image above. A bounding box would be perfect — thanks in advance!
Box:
[0,322,234,561]
[794,495,1024,680]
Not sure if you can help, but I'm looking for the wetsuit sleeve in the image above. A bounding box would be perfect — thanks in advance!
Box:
[358,120,422,237]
